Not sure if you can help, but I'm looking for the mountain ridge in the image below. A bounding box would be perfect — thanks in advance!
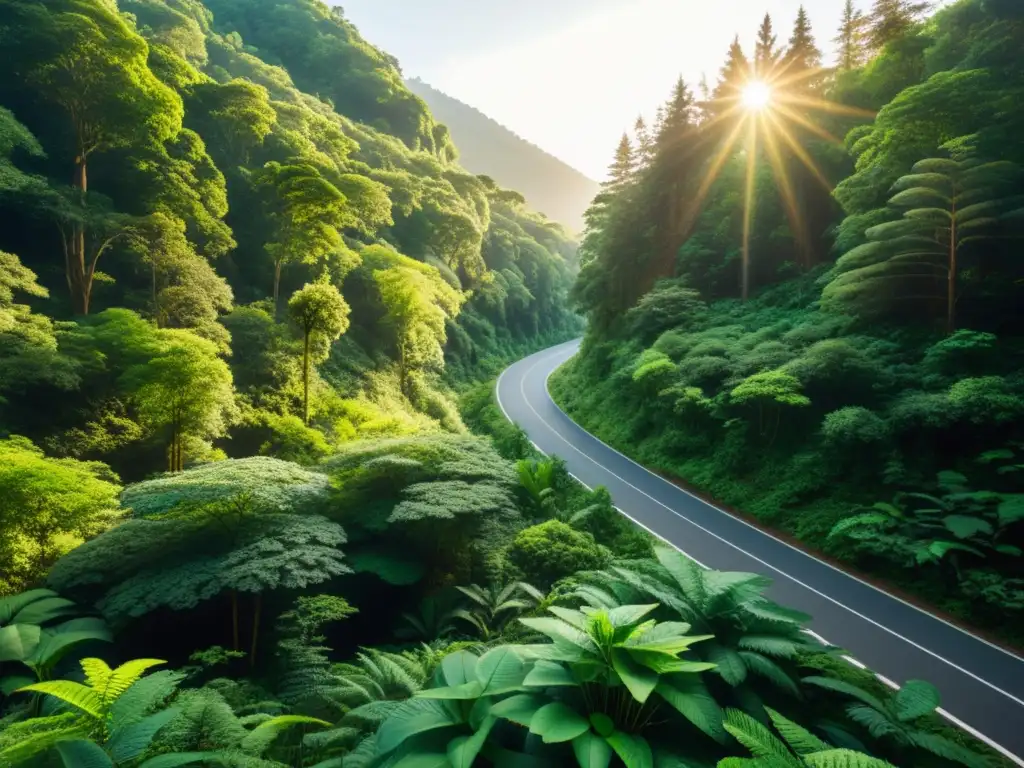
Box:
[406,77,600,234]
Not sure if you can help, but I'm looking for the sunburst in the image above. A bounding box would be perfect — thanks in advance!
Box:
[687,60,876,299]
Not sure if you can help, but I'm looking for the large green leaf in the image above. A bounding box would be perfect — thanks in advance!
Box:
[606,604,659,628]
[518,617,598,652]
[765,708,828,755]
[440,651,479,687]
[892,680,940,722]
[610,647,659,703]
[475,646,527,695]
[416,681,485,700]
[572,731,612,768]
[0,623,41,662]
[606,731,654,768]
[801,677,887,713]
[523,660,577,688]
[655,675,726,743]
[10,597,77,626]
[55,740,114,768]
[30,629,113,672]
[941,516,992,540]
[998,495,1024,525]
[489,693,547,726]
[138,754,225,768]
[376,699,463,755]
[625,651,715,675]
[448,715,496,768]
[705,644,746,686]
[108,708,182,763]
[529,701,590,743]
[0,590,60,624]
[391,754,451,767]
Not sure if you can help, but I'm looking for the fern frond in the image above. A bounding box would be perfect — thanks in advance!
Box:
[17,680,105,718]
[81,658,113,692]
[844,705,903,740]
[239,714,330,756]
[738,652,801,697]
[765,707,829,755]
[99,659,167,705]
[803,749,897,767]
[721,708,802,765]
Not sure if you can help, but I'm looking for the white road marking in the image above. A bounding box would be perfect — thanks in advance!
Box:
[494,346,1024,764]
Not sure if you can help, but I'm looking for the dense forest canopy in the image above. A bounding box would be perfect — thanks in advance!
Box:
[0,0,1019,767]
[554,0,1024,652]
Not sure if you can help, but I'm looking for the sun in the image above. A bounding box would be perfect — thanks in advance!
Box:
[741,81,773,111]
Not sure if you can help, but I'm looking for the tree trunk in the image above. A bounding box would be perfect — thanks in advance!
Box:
[947,197,957,335]
[68,155,92,315]
[249,593,262,669]
[273,260,282,315]
[231,590,239,651]
[302,330,311,425]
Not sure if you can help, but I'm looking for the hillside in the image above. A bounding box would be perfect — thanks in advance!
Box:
[406,77,600,234]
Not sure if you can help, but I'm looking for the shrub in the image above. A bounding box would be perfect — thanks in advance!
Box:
[504,520,610,589]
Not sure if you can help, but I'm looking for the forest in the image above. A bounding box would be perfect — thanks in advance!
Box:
[553,0,1024,652]
[0,0,1017,766]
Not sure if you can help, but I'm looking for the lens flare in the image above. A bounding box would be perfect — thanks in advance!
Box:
[741,81,773,110]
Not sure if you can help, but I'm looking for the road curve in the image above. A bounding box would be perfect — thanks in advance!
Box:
[497,339,1024,764]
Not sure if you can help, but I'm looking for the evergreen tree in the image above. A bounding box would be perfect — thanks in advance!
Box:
[607,133,636,190]
[835,0,869,70]
[711,37,751,116]
[634,116,655,172]
[867,0,931,51]
[657,77,697,152]
[754,14,780,78]
[784,6,823,85]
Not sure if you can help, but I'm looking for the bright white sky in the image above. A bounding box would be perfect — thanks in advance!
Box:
[339,0,858,180]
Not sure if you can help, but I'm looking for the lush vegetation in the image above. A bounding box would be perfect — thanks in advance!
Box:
[0,0,1015,765]
[551,0,1024,647]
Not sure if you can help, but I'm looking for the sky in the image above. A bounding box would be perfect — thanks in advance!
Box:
[339,0,856,181]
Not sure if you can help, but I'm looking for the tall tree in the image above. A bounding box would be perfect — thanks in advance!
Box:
[252,162,349,310]
[634,116,655,172]
[824,154,1022,333]
[784,6,823,88]
[2,0,182,315]
[867,0,931,51]
[835,0,869,70]
[607,134,636,191]
[754,14,780,78]
[287,279,350,425]
[711,37,751,116]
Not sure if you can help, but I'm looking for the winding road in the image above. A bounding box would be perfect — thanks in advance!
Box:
[497,340,1024,764]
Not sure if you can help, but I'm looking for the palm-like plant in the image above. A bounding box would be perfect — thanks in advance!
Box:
[595,547,820,703]
[802,676,989,768]
[368,604,728,767]
[453,581,545,640]
[718,707,896,767]
[517,459,558,516]
[397,594,462,642]
[0,589,112,695]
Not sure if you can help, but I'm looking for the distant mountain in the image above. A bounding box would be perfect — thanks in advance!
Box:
[406,78,599,235]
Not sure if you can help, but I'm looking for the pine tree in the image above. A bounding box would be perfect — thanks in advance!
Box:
[835,0,869,70]
[711,36,750,113]
[634,116,655,171]
[607,133,635,190]
[784,5,822,84]
[867,0,931,51]
[754,13,780,77]
[657,77,697,151]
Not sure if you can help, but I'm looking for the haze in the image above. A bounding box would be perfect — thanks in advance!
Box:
[340,0,852,179]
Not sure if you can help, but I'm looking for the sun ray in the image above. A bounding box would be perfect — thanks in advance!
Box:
[741,116,759,301]
[759,116,808,256]
[763,110,834,191]
[681,116,749,232]
[775,94,876,119]
[770,103,844,146]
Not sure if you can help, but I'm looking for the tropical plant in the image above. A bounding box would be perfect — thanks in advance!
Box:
[0,589,111,696]
[802,676,990,767]
[718,707,896,767]
[368,604,727,766]
[453,581,545,640]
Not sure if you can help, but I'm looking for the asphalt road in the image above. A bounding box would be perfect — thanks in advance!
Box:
[497,339,1024,764]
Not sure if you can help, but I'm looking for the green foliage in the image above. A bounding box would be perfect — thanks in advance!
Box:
[0,437,122,594]
[505,521,610,590]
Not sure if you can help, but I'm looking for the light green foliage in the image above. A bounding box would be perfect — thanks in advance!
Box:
[452,581,544,640]
[122,456,329,516]
[505,521,610,590]
[0,437,122,594]
[288,279,350,424]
